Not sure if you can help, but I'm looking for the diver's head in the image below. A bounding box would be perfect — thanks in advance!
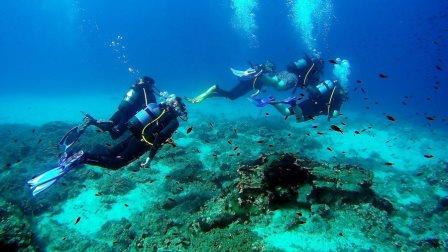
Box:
[164,95,188,121]
[137,76,155,87]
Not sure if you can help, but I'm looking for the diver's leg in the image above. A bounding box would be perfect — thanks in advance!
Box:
[83,136,147,170]
[187,85,218,103]
[224,81,253,100]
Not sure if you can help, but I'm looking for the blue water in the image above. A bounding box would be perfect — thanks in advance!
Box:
[0,1,447,250]
[2,1,446,107]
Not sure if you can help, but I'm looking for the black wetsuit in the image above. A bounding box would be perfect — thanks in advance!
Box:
[83,108,179,170]
[213,79,260,100]
[291,82,346,121]
[95,82,156,139]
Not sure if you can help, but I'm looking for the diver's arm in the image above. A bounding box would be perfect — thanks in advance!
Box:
[271,103,293,117]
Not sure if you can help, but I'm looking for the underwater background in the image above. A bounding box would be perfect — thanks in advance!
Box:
[0,0,447,251]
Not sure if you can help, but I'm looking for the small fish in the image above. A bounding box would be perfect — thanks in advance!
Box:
[257,140,264,144]
[265,113,270,116]
[354,131,360,135]
[317,132,324,135]
[209,122,214,128]
[212,154,218,157]
[105,143,112,147]
[436,65,443,71]
[75,217,81,224]
[227,140,232,145]
[284,115,289,120]
[233,129,237,134]
[379,73,388,79]
[329,59,337,64]
[386,115,396,122]
[327,147,333,151]
[341,122,347,126]
[204,139,210,143]
[233,146,239,151]
[32,129,36,134]
[330,125,344,134]
[236,153,240,156]
[5,163,12,169]
[288,133,292,137]
[425,116,435,121]
[424,154,434,159]
[356,80,363,84]
[37,139,42,144]
[269,144,274,148]
[124,203,129,207]
[186,126,193,134]
[312,125,318,129]
[384,162,394,166]
[13,139,18,143]
[361,88,366,94]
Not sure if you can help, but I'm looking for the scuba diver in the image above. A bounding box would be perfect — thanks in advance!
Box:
[253,57,349,122]
[61,76,158,145]
[187,60,278,103]
[187,56,323,104]
[27,94,187,196]
[254,80,346,122]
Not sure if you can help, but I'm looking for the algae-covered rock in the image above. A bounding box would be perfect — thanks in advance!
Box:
[0,198,35,251]
[98,218,136,250]
[96,176,136,196]
[189,223,263,251]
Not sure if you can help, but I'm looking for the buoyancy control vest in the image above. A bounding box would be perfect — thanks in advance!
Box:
[127,103,163,135]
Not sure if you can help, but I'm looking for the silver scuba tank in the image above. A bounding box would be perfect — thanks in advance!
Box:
[127,103,162,134]
[314,80,335,95]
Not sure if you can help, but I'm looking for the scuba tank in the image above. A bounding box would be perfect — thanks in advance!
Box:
[308,80,335,98]
[127,103,162,135]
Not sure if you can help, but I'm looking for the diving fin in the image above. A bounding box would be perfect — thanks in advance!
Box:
[29,178,58,196]
[230,67,256,78]
[59,113,94,150]
[59,126,82,149]
[27,151,84,196]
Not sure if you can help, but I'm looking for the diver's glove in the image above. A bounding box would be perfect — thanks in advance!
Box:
[252,96,275,107]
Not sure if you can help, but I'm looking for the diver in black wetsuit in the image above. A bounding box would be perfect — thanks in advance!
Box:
[82,96,186,169]
[187,61,278,103]
[85,76,157,139]
[271,80,347,121]
[27,94,187,196]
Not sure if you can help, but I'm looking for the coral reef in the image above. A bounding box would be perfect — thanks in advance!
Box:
[0,117,447,251]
